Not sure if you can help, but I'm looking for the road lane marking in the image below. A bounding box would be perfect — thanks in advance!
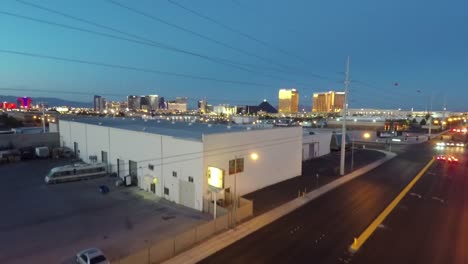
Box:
[431,196,445,203]
[409,192,422,198]
[349,158,435,252]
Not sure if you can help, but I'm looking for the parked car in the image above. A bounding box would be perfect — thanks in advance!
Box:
[19,147,35,160]
[76,248,109,264]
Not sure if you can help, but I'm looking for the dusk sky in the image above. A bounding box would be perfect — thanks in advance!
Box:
[1,0,467,110]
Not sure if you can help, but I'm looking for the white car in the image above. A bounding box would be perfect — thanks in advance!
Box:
[76,248,110,264]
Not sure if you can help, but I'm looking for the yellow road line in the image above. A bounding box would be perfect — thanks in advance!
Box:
[349,157,435,252]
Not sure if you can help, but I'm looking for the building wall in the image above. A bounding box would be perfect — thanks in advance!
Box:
[213,105,237,115]
[0,133,59,149]
[202,127,302,200]
[302,131,332,160]
[327,120,385,131]
[278,89,299,113]
[59,120,204,211]
[312,91,345,113]
[167,102,188,112]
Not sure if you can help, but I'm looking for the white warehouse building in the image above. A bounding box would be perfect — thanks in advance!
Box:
[58,118,302,212]
[302,129,333,160]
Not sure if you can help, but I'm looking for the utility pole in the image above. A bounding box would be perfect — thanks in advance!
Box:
[428,94,433,138]
[443,96,447,129]
[351,133,355,172]
[39,102,46,133]
[340,56,350,176]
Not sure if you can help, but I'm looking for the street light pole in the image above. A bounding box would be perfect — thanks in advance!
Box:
[351,133,355,171]
[340,56,350,176]
[39,102,46,133]
[428,94,433,139]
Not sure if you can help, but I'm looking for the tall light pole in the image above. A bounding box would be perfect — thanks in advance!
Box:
[39,102,46,133]
[351,133,355,171]
[428,93,433,138]
[340,56,350,176]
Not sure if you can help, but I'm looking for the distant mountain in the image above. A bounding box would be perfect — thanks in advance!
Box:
[0,95,92,108]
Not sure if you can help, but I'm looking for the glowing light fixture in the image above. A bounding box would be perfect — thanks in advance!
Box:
[250,152,259,161]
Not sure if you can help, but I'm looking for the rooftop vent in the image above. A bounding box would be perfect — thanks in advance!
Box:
[188,123,193,126]
[227,125,231,129]
[157,120,161,123]
[207,124,212,127]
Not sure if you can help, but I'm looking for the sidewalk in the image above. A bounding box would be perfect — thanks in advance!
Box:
[163,150,396,264]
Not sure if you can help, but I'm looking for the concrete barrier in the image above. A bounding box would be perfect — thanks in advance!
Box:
[236,198,253,222]
[195,221,215,243]
[215,214,229,232]
[174,229,196,254]
[117,248,147,264]
[113,198,254,264]
[150,238,174,263]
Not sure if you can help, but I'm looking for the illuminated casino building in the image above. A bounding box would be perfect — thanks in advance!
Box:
[278,89,299,113]
[16,97,32,109]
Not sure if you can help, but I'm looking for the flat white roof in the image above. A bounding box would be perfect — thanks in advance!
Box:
[60,117,277,141]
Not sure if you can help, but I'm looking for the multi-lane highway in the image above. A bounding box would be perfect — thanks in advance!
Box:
[201,142,437,264]
[353,141,468,264]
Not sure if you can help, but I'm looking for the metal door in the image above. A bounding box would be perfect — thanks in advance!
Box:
[129,160,138,177]
[179,179,195,208]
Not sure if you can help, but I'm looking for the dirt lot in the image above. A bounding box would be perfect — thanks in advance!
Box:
[0,159,210,264]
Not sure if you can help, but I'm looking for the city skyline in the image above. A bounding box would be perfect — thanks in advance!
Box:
[2,0,468,111]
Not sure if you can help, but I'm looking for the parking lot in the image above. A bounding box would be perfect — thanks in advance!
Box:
[0,159,210,264]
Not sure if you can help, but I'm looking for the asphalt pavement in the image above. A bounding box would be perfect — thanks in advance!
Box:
[352,138,468,264]
[201,142,435,264]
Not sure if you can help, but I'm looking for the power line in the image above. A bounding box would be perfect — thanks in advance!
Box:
[3,6,313,87]
[105,0,298,72]
[167,0,310,65]
[166,0,338,81]
[0,87,125,97]
[0,87,271,105]
[0,49,272,87]
[14,0,288,76]
[351,80,428,100]
[0,10,260,75]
